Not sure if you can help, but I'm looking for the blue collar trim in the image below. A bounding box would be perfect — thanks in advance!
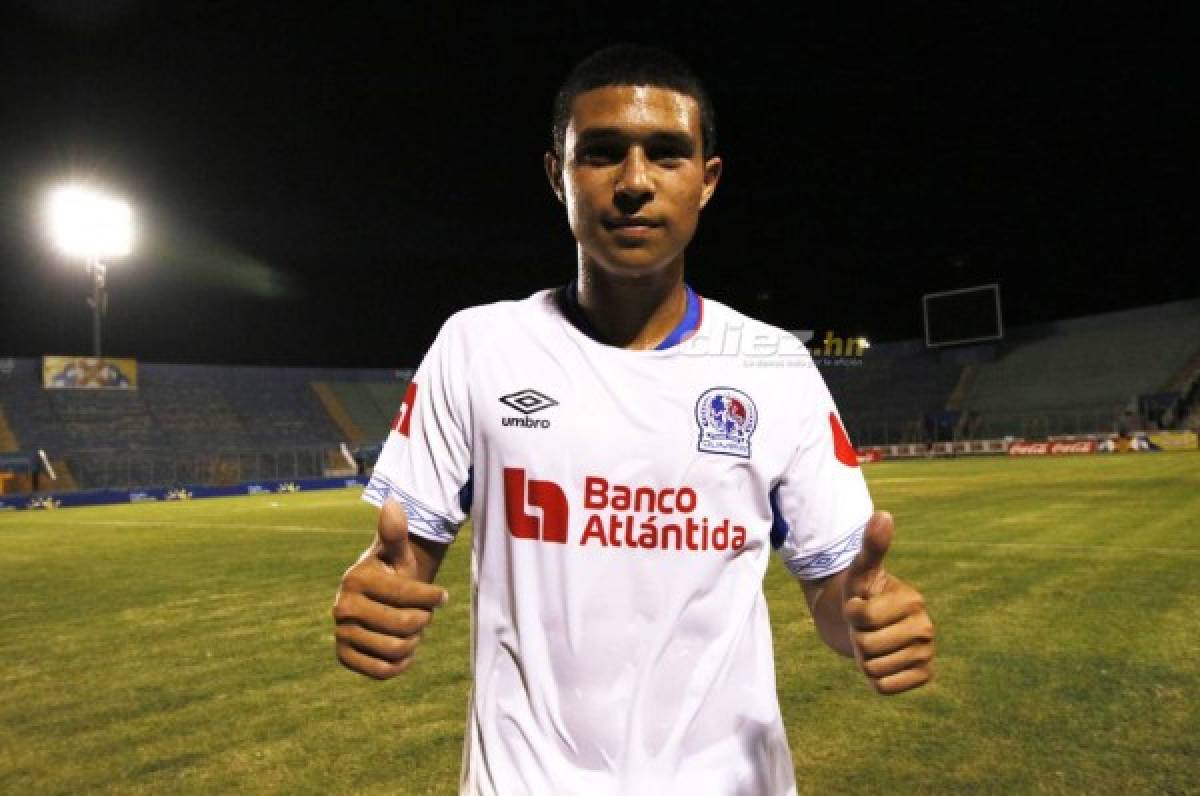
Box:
[559,282,702,351]
[655,285,701,350]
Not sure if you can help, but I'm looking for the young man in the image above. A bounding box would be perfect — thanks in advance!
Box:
[333,45,935,794]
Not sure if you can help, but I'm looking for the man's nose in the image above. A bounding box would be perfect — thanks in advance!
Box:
[614,147,653,206]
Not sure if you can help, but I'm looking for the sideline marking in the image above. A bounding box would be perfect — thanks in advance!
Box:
[70,519,366,534]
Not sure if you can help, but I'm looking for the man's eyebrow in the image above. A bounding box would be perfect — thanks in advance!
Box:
[575,129,696,150]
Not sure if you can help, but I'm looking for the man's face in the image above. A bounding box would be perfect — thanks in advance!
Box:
[546,85,722,276]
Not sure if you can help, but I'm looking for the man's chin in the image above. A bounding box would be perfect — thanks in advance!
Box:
[589,248,682,278]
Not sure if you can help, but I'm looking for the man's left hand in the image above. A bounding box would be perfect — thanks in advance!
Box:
[840,511,936,694]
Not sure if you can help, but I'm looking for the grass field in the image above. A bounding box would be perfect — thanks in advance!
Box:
[2,454,1197,794]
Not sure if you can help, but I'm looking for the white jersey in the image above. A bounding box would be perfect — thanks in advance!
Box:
[364,287,873,795]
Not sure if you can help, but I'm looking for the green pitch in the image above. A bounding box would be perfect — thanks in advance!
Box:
[1,454,1197,794]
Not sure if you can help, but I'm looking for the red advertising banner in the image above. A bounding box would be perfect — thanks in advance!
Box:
[1007,441,1096,456]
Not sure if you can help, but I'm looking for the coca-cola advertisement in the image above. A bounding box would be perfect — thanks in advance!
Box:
[1007,441,1097,456]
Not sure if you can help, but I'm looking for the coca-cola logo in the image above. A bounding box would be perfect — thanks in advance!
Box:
[1008,441,1096,456]
[1050,441,1095,454]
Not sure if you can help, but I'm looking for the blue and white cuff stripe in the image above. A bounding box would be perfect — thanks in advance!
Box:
[782,522,865,581]
[362,471,459,544]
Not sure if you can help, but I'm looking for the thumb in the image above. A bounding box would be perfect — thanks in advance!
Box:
[844,510,894,599]
[376,498,414,570]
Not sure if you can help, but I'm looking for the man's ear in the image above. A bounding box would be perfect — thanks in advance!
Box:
[699,155,723,209]
[544,151,566,204]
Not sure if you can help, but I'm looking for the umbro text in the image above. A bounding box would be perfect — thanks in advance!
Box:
[502,416,551,428]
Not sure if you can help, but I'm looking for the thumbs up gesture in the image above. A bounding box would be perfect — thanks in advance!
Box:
[840,511,936,694]
[333,499,449,680]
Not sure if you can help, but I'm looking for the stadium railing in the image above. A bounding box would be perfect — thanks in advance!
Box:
[59,443,347,491]
[845,407,1147,447]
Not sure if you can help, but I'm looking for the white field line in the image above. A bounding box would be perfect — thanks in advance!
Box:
[73,519,366,534]
[172,495,363,511]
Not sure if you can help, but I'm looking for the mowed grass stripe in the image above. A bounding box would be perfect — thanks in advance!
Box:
[1,491,472,794]
[72,519,369,534]
[839,454,1199,794]
[1,456,1197,793]
[865,456,1197,552]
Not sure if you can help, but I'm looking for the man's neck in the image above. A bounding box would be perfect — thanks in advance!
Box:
[575,259,688,350]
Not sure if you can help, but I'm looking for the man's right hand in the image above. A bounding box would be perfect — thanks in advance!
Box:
[333,499,449,680]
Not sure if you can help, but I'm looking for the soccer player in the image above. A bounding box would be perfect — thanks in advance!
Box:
[333,44,935,794]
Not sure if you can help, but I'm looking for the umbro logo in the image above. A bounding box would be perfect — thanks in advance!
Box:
[501,389,558,415]
[500,388,557,429]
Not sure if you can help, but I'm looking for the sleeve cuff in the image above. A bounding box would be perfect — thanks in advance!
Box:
[782,520,865,581]
[362,471,459,545]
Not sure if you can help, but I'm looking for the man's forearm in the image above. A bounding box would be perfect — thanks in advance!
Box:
[410,534,448,583]
[802,571,854,657]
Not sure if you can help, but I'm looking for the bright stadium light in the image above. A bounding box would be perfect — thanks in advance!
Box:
[47,185,134,259]
[44,184,135,358]
[858,337,871,350]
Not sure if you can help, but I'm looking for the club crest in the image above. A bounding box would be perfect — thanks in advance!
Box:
[696,387,758,458]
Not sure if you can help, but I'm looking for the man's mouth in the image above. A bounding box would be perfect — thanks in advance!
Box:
[605,217,663,231]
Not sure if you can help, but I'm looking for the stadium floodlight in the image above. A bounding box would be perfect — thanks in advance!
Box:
[857,337,871,350]
[44,184,135,358]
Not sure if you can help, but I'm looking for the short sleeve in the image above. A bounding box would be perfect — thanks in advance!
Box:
[770,372,873,581]
[362,315,472,545]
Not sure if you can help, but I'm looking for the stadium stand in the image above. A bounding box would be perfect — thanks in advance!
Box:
[344,381,408,441]
[1165,348,1200,394]
[311,382,365,443]
[0,359,410,491]
[0,358,67,453]
[214,367,339,447]
[0,299,1193,494]
[309,380,410,445]
[139,371,244,450]
[819,299,1200,443]
[819,339,964,445]
[48,389,160,450]
[0,406,18,453]
[944,364,978,412]
[956,299,1200,437]
[1158,349,1200,430]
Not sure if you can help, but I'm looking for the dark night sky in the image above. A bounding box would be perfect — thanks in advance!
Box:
[1,2,1193,367]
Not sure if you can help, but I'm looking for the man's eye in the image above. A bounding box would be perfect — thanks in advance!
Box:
[579,147,621,164]
[649,148,688,164]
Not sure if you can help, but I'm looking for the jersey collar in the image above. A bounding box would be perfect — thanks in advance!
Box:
[557,281,703,351]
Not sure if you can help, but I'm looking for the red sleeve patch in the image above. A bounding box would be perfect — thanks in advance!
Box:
[392,381,418,436]
[829,412,859,467]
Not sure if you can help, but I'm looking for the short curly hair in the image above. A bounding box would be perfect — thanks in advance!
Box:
[551,44,717,161]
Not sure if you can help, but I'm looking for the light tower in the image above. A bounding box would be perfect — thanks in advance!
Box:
[45,184,134,358]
